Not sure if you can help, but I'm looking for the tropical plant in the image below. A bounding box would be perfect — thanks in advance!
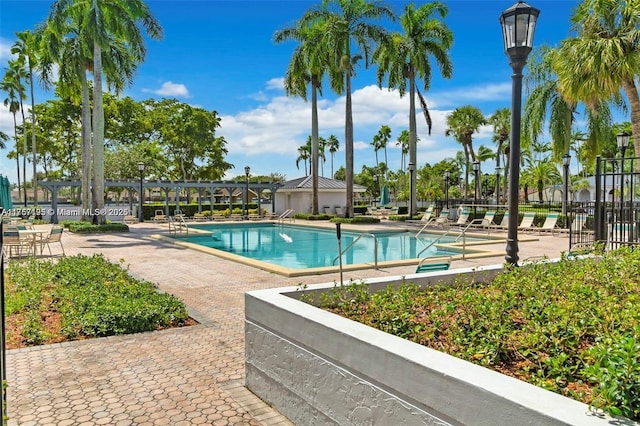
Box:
[326,134,340,178]
[275,19,331,214]
[296,138,312,175]
[0,66,24,199]
[395,129,410,173]
[300,0,394,217]
[48,0,163,224]
[371,124,391,173]
[554,0,640,170]
[445,105,487,197]
[522,151,562,202]
[373,1,453,217]
[489,107,509,199]
[12,30,39,206]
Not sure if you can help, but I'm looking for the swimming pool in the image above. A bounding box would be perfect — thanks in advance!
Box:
[176,222,488,275]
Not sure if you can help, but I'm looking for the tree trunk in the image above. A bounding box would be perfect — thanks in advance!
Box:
[311,76,319,215]
[81,71,92,221]
[408,73,417,216]
[345,72,354,218]
[92,43,106,225]
[12,112,21,199]
[622,78,640,172]
[19,99,27,206]
[28,59,37,206]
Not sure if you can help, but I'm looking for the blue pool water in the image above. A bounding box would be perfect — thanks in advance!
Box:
[184,223,464,270]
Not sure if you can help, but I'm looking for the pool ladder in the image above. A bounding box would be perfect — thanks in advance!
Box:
[332,233,378,269]
[415,220,482,261]
[168,215,189,237]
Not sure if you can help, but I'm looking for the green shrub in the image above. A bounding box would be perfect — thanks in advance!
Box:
[63,221,129,233]
[330,216,380,224]
[5,255,190,344]
[310,248,640,419]
[294,213,333,221]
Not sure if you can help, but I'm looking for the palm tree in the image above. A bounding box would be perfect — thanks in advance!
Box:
[0,131,7,149]
[395,129,409,173]
[554,0,640,170]
[373,1,453,217]
[372,124,391,178]
[523,45,613,168]
[49,0,162,224]
[12,30,39,206]
[300,0,394,217]
[5,59,28,206]
[326,134,340,178]
[0,68,23,199]
[296,140,312,175]
[489,107,509,199]
[445,105,486,197]
[522,153,562,202]
[318,136,327,177]
[275,20,330,215]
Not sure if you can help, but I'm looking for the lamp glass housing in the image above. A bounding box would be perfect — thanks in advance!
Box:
[138,162,145,172]
[617,132,631,151]
[562,154,571,167]
[244,166,251,176]
[500,1,540,53]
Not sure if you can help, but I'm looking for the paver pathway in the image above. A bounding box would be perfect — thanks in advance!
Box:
[6,221,566,425]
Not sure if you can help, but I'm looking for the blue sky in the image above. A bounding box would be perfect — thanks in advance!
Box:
[0,0,589,185]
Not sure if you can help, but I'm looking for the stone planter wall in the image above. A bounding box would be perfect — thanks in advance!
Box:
[245,264,632,426]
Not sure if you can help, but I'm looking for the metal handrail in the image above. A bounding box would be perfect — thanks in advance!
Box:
[169,215,189,237]
[332,233,378,269]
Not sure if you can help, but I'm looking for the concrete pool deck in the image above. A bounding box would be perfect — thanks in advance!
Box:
[6,220,570,425]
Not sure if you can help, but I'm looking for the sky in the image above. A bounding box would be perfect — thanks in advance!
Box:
[0,0,597,186]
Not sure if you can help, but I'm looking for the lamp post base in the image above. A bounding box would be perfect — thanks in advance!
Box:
[505,238,518,265]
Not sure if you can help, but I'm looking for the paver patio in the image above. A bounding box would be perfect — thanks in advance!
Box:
[6,221,567,425]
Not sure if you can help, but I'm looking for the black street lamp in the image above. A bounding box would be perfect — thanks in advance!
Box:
[137,162,145,222]
[373,174,378,206]
[408,162,415,219]
[617,132,631,226]
[444,170,450,208]
[244,165,251,218]
[562,153,571,216]
[500,1,539,265]
[472,160,480,206]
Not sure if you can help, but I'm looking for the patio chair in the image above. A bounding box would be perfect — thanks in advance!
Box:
[468,211,496,231]
[152,209,168,223]
[2,229,33,259]
[39,226,65,257]
[488,212,509,232]
[533,212,560,235]
[447,209,471,229]
[427,208,450,227]
[518,212,536,231]
[407,205,435,224]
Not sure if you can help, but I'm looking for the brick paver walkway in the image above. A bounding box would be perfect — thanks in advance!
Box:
[6,221,567,425]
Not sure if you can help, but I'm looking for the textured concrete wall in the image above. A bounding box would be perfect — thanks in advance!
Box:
[245,264,629,426]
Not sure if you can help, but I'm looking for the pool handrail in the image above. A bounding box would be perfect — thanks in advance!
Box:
[332,233,378,269]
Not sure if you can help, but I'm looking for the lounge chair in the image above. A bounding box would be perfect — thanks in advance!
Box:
[427,208,450,227]
[248,213,263,221]
[415,256,452,274]
[533,212,560,235]
[407,205,435,224]
[448,209,470,228]
[123,215,138,224]
[518,212,536,231]
[39,226,65,257]
[212,212,227,220]
[468,211,496,231]
[153,210,169,223]
[489,212,509,232]
[335,206,345,217]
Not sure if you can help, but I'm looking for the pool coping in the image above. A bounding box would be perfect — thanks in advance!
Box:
[151,221,532,277]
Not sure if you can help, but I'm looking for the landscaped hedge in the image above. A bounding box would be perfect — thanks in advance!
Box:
[309,248,640,420]
[62,221,130,233]
[330,215,380,224]
[294,213,334,221]
[5,254,190,346]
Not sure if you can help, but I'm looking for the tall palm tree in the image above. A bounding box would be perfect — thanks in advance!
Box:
[373,2,453,217]
[12,30,39,206]
[523,45,614,168]
[554,0,640,170]
[301,0,394,217]
[445,105,486,197]
[373,124,391,178]
[395,129,409,173]
[49,0,162,224]
[5,59,29,206]
[326,134,340,178]
[296,140,312,175]
[522,153,562,202]
[0,69,23,198]
[489,107,509,198]
[275,20,329,215]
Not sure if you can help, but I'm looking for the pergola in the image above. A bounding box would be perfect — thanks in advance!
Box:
[40,179,282,223]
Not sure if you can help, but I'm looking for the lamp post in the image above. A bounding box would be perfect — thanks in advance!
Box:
[617,132,631,224]
[373,174,378,206]
[495,166,502,204]
[137,162,145,222]
[562,153,571,216]
[500,1,539,265]
[244,165,251,218]
[472,160,480,206]
[408,162,415,219]
[444,169,450,208]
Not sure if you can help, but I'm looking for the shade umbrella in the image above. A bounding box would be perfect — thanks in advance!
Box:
[380,184,390,206]
[2,176,12,210]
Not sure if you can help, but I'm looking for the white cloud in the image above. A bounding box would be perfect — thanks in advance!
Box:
[0,38,14,63]
[265,78,284,90]
[144,81,190,98]
[430,83,512,108]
